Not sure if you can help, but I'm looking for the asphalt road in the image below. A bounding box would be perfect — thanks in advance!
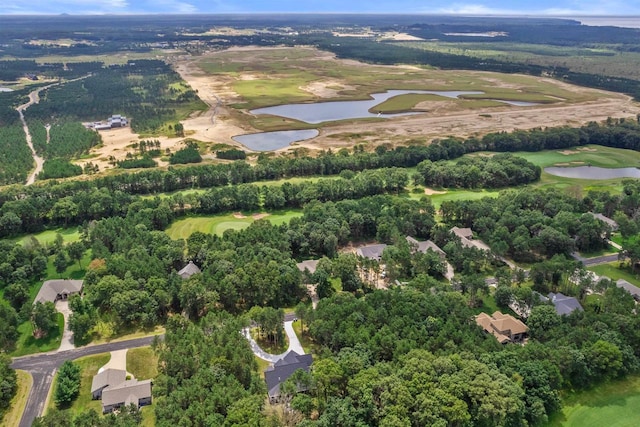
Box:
[11,335,161,427]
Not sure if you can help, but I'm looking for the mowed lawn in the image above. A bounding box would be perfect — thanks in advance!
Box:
[10,227,81,247]
[166,210,302,240]
[547,375,640,427]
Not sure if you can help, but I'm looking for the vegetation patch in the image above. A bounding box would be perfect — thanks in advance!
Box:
[588,263,640,286]
[11,312,63,357]
[126,347,158,380]
[1,369,31,427]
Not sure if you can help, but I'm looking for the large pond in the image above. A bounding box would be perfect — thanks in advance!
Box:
[232,129,319,151]
[545,166,640,179]
[250,90,486,124]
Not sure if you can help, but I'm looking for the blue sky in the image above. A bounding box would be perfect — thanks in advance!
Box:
[3,0,640,15]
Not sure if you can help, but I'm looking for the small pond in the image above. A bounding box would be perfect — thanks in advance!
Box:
[544,166,640,179]
[0,87,14,92]
[232,129,319,151]
[250,90,485,124]
[495,100,539,107]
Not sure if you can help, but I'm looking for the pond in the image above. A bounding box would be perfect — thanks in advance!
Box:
[232,129,319,151]
[0,87,14,92]
[544,166,640,179]
[250,89,485,124]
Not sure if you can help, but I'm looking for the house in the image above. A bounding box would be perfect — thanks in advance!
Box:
[91,368,127,400]
[589,212,619,231]
[476,311,528,344]
[34,280,83,304]
[264,351,313,403]
[355,244,387,261]
[178,261,201,279]
[450,227,490,252]
[616,279,640,301]
[101,379,152,414]
[296,259,319,275]
[547,292,583,316]
[406,236,446,259]
[91,368,152,413]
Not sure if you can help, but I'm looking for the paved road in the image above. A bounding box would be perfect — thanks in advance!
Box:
[572,252,619,266]
[11,335,160,427]
[243,320,305,364]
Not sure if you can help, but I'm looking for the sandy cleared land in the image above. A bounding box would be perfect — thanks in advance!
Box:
[83,46,640,165]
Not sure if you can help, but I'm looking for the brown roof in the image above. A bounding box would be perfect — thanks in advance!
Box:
[296,259,319,275]
[406,236,446,256]
[178,261,201,279]
[451,227,473,239]
[475,311,528,343]
[101,379,152,407]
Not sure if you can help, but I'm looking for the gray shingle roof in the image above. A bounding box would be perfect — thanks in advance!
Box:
[548,292,583,316]
[178,261,201,279]
[406,236,446,256]
[616,279,640,299]
[355,244,387,261]
[296,260,319,274]
[91,369,127,394]
[264,351,313,398]
[34,280,83,304]
[101,379,152,407]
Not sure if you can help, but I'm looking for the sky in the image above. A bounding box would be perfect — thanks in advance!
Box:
[3,0,640,16]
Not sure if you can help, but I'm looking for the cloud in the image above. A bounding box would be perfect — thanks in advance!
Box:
[152,0,199,13]
[434,3,523,15]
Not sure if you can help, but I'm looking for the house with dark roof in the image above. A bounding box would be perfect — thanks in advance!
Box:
[91,368,152,413]
[476,311,528,344]
[616,279,640,301]
[264,351,313,403]
[548,292,583,316]
[178,261,201,279]
[34,280,83,304]
[355,244,387,261]
[406,236,446,259]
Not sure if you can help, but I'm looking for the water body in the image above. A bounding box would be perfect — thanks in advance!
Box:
[251,90,484,124]
[233,129,319,151]
[545,166,640,180]
[0,87,14,92]
[495,100,539,107]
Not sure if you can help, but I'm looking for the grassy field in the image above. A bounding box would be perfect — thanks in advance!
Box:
[588,263,640,286]
[48,353,111,415]
[9,227,81,247]
[396,41,640,81]
[255,356,272,378]
[291,320,314,354]
[1,370,32,427]
[252,327,289,355]
[166,210,303,240]
[11,313,64,357]
[546,375,640,427]
[126,347,158,380]
[197,47,603,115]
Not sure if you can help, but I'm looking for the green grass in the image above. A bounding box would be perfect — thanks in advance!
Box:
[425,189,501,209]
[251,327,289,355]
[45,250,91,280]
[11,313,64,357]
[546,375,640,427]
[1,370,32,427]
[140,405,156,427]
[588,263,640,286]
[165,210,303,240]
[255,356,272,378]
[126,347,158,380]
[512,145,640,169]
[291,320,314,354]
[10,227,81,247]
[49,353,111,415]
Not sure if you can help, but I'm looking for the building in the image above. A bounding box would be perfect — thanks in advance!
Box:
[101,379,152,413]
[547,292,583,316]
[450,227,490,251]
[616,279,640,301]
[178,261,201,279]
[34,280,83,304]
[87,114,129,131]
[91,368,152,413]
[91,368,127,400]
[589,212,619,231]
[476,311,528,344]
[296,259,319,275]
[406,236,446,259]
[264,351,313,403]
[355,244,388,261]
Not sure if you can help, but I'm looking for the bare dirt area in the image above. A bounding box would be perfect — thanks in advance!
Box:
[424,188,447,195]
[164,47,640,155]
[252,213,270,220]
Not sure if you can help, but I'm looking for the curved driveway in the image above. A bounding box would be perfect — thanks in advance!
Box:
[243,320,305,363]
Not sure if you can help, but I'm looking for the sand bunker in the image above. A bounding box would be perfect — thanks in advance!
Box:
[424,188,447,195]
[233,212,246,219]
[252,213,270,220]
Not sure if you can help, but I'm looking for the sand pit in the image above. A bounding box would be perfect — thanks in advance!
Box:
[233,212,247,219]
[559,150,581,155]
[252,213,270,220]
[577,147,598,152]
[425,188,447,195]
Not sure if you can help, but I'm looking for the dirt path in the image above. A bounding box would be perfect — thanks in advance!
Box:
[18,75,91,185]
